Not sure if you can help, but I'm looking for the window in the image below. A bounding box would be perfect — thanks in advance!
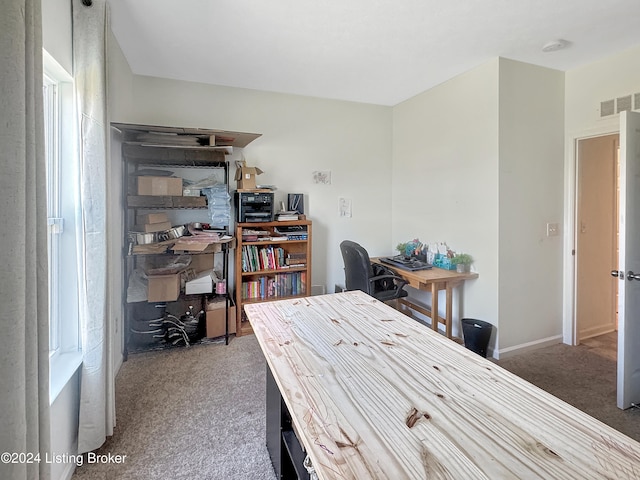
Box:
[43,50,82,403]
[43,73,61,353]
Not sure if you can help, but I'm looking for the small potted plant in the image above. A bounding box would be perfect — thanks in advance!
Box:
[396,242,408,256]
[451,253,473,273]
[396,238,423,258]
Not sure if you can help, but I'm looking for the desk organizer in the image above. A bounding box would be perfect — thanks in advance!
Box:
[433,254,456,270]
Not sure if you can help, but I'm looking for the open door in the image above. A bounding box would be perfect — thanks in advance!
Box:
[616,110,640,410]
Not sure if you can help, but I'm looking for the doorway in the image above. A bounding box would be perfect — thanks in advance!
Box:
[575,134,619,343]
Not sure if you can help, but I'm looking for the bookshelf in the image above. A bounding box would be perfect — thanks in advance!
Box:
[235,219,312,336]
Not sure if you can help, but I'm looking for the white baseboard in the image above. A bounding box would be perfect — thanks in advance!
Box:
[311,284,326,295]
[579,324,616,341]
[494,334,563,360]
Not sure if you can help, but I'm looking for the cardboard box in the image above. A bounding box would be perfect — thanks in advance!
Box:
[136,221,172,233]
[206,303,236,338]
[234,161,263,190]
[189,253,214,272]
[170,238,236,253]
[147,273,180,302]
[137,176,183,196]
[185,270,214,295]
[137,212,168,224]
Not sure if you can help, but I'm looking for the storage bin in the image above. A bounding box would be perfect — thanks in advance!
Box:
[433,254,456,270]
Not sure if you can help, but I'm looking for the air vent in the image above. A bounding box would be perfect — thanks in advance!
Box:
[600,92,640,118]
[600,99,615,117]
[617,95,632,113]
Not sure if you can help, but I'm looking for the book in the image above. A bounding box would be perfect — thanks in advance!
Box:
[276,211,299,221]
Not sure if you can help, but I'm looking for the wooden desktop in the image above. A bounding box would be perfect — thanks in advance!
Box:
[245,292,640,479]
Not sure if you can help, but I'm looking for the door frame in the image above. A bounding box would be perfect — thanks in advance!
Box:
[573,133,619,342]
[563,122,620,346]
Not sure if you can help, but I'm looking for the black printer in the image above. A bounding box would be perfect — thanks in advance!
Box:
[235,191,274,223]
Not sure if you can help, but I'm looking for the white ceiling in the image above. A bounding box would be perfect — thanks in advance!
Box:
[109,0,640,106]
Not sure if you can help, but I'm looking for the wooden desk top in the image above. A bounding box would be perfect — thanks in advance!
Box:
[245,291,640,480]
[371,257,478,287]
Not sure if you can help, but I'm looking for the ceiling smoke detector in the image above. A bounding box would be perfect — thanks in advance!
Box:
[542,39,570,52]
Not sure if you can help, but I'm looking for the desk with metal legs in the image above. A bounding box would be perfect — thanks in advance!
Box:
[371,257,478,338]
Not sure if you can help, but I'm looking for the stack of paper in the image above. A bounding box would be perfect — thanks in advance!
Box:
[185,270,215,295]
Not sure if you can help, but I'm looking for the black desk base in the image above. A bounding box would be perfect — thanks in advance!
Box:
[266,366,310,480]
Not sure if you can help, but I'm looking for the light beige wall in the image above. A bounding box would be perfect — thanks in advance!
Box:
[498,58,565,351]
[566,45,640,138]
[392,59,500,341]
[107,30,133,374]
[108,30,134,121]
[563,44,640,343]
[42,0,72,73]
[392,58,565,355]
[109,75,393,293]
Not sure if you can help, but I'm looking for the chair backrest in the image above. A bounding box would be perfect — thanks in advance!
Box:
[340,240,374,294]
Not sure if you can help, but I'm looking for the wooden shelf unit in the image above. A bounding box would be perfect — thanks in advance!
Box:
[235,219,312,336]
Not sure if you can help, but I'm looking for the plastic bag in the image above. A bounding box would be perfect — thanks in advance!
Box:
[203,185,231,228]
[127,269,148,303]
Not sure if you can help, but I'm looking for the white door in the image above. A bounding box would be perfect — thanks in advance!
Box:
[616,110,640,409]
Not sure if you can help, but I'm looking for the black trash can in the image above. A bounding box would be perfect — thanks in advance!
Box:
[461,318,493,358]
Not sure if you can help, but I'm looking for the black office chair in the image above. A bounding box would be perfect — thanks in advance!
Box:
[340,240,409,303]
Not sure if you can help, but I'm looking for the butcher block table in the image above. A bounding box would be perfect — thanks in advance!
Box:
[244,291,640,479]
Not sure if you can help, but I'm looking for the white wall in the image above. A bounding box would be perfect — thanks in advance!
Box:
[49,374,80,480]
[107,29,133,379]
[108,75,393,293]
[391,59,500,342]
[498,58,565,351]
[391,58,565,356]
[42,0,72,74]
[566,45,640,137]
[563,44,640,342]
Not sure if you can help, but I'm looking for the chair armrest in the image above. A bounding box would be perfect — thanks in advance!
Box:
[369,274,408,289]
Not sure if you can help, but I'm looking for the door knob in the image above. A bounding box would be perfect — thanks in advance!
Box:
[611,270,624,279]
[627,271,640,281]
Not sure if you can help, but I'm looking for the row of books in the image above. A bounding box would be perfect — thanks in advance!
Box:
[242,245,307,272]
[241,272,307,300]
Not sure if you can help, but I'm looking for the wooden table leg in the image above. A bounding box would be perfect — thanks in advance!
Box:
[445,283,453,338]
[431,282,439,333]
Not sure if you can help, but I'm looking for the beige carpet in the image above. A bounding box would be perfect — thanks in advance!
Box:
[496,332,640,442]
[72,335,276,480]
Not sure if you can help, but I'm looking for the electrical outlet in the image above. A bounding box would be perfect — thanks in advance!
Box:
[546,222,559,236]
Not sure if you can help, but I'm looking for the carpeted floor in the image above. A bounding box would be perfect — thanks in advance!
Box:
[496,332,640,442]
[72,335,276,480]
[72,331,640,479]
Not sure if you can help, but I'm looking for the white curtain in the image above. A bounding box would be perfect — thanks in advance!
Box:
[73,0,115,454]
[0,1,51,479]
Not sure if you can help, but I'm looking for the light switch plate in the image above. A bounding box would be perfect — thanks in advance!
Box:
[547,222,559,236]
